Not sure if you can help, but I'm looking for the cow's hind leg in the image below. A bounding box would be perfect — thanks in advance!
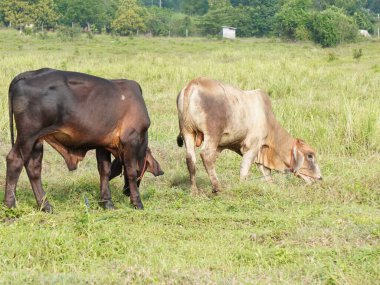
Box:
[183,133,199,195]
[24,141,53,212]
[96,148,114,209]
[200,140,221,194]
[4,145,24,208]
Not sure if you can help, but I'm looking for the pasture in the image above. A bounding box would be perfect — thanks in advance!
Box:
[0,29,379,284]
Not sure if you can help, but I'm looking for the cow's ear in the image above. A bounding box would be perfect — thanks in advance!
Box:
[146,150,164,177]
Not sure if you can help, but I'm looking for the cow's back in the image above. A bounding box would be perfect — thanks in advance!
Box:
[178,77,270,147]
[10,69,150,147]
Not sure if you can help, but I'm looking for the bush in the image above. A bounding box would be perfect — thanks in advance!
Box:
[169,14,197,37]
[310,8,358,47]
[57,26,81,41]
[23,27,33,36]
[145,7,172,36]
[353,10,374,33]
[295,25,312,40]
[275,0,312,40]
[198,6,235,36]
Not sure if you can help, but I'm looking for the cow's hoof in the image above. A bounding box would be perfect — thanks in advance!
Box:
[99,200,115,210]
[212,188,221,195]
[134,204,144,210]
[132,202,144,210]
[40,202,54,213]
[123,186,131,197]
[190,186,200,196]
[4,199,16,209]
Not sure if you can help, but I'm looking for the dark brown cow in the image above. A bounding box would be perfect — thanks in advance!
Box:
[4,68,163,212]
[176,77,322,194]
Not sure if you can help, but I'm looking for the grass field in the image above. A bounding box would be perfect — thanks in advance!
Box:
[0,29,379,284]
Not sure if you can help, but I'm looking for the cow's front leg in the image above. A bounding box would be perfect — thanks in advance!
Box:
[239,149,257,180]
[120,130,144,209]
[96,148,114,210]
[124,157,143,209]
[200,147,221,194]
[258,164,273,183]
[122,174,141,197]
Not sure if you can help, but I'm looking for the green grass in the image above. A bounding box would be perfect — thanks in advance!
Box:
[0,29,379,284]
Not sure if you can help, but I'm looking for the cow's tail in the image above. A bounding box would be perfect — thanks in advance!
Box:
[177,133,184,147]
[8,78,18,146]
[8,68,51,146]
[176,80,196,147]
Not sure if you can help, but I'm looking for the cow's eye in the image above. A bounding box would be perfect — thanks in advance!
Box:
[307,154,314,160]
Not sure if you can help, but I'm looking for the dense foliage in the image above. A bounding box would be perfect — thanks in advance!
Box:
[310,7,359,47]
[0,0,377,46]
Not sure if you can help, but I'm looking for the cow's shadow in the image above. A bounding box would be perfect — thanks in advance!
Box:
[170,174,211,193]
[11,178,152,211]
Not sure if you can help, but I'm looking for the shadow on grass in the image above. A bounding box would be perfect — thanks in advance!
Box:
[1,175,167,215]
[170,174,213,193]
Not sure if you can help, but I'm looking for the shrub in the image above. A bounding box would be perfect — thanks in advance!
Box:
[57,26,81,41]
[23,27,33,36]
[353,10,374,34]
[295,25,312,40]
[275,0,312,40]
[169,14,197,37]
[145,7,171,36]
[310,8,358,47]
[353,48,363,61]
[198,6,235,36]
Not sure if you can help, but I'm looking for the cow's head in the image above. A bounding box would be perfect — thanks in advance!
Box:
[142,147,164,177]
[290,139,322,183]
[109,147,164,181]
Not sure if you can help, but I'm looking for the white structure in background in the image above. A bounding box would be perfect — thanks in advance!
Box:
[359,29,371,37]
[222,26,236,39]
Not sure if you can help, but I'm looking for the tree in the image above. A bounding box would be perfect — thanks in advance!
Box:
[33,0,59,31]
[208,0,230,9]
[140,0,182,10]
[367,0,380,13]
[232,0,281,36]
[145,6,172,36]
[312,0,367,14]
[181,0,208,15]
[275,0,313,39]
[199,5,234,35]
[170,14,193,36]
[354,9,374,33]
[0,1,5,25]
[112,0,147,35]
[310,7,358,47]
[56,0,109,31]
[0,0,33,30]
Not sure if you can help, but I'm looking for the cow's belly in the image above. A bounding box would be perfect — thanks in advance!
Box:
[47,127,118,148]
[218,127,247,147]
[50,132,81,147]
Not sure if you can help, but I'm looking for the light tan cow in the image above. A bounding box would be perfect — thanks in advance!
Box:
[176,77,322,194]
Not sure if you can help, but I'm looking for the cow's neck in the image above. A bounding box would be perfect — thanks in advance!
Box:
[258,123,294,172]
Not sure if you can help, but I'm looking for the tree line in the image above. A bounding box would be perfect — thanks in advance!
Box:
[0,0,378,47]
